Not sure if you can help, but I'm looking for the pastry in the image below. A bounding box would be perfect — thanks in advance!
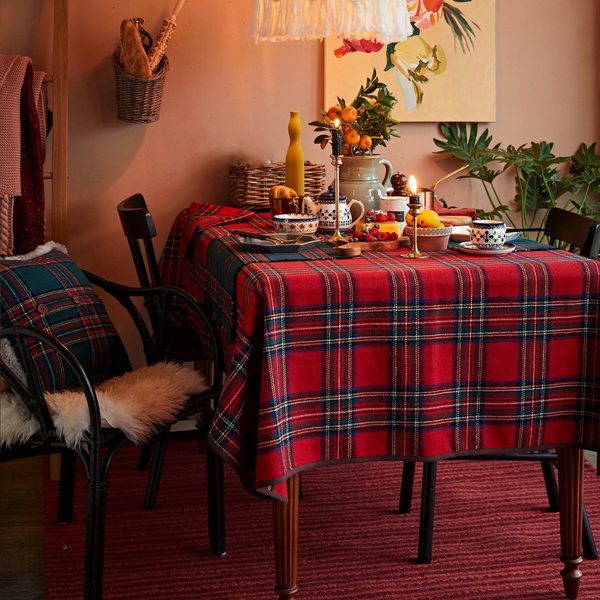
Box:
[269,185,298,199]
[351,210,404,241]
[119,20,151,77]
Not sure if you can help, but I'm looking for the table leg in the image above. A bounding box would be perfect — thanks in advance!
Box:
[272,473,299,598]
[558,449,584,600]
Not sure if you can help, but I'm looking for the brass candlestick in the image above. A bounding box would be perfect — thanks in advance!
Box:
[328,154,345,244]
[402,194,428,259]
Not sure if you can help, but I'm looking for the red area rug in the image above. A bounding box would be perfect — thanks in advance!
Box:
[44,444,600,599]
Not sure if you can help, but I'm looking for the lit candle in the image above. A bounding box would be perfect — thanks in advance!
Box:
[331,118,343,156]
[409,175,420,204]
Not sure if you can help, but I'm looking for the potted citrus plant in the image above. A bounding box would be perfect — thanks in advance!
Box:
[309,70,401,216]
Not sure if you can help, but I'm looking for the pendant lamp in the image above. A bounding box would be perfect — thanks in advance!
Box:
[249,0,413,43]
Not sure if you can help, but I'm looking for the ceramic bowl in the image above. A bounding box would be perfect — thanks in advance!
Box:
[406,226,452,251]
[272,213,319,235]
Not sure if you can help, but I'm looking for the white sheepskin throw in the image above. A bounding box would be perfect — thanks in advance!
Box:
[0,362,208,448]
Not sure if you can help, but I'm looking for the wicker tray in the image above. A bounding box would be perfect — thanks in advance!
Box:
[113,49,169,124]
[230,162,327,211]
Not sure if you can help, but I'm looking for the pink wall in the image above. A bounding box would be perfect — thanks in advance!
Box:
[2,0,599,353]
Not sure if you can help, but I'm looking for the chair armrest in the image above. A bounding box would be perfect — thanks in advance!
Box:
[0,326,103,445]
[83,272,224,383]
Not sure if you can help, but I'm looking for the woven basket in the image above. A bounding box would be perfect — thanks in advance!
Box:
[113,49,169,124]
[230,162,327,211]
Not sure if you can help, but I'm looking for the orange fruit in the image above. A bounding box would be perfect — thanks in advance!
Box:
[341,106,358,123]
[406,213,414,227]
[341,144,351,155]
[343,129,360,146]
[327,105,342,121]
[358,135,372,150]
[416,209,442,228]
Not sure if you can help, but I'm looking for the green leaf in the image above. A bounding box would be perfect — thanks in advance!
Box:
[384,43,396,72]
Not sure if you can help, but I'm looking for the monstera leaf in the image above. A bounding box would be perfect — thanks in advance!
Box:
[434,123,503,183]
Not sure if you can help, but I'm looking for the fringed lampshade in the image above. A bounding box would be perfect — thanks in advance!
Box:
[249,0,413,43]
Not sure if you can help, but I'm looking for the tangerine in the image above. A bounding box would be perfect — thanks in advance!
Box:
[344,129,360,146]
[341,106,358,123]
[341,144,351,155]
[358,135,372,150]
[327,105,342,121]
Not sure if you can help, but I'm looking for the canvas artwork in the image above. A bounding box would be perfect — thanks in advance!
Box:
[324,0,496,123]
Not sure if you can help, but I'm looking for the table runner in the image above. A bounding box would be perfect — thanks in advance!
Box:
[161,205,600,500]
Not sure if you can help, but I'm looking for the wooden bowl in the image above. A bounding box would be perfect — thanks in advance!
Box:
[405,226,452,251]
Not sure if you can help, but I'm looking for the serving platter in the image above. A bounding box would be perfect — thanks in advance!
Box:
[235,234,321,253]
[457,242,516,256]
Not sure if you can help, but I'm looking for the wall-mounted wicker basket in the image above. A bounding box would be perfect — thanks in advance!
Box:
[230,161,327,211]
[113,49,169,124]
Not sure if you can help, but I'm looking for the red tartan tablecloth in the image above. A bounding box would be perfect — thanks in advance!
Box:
[161,203,600,500]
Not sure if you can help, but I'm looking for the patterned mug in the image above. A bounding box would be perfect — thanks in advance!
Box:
[470,220,506,249]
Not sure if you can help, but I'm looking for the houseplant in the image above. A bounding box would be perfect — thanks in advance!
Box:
[433,123,600,238]
[309,70,401,215]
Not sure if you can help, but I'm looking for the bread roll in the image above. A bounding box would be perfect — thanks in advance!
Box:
[269,185,298,199]
[119,19,151,77]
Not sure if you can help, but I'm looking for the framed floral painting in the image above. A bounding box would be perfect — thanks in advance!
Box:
[324,0,496,122]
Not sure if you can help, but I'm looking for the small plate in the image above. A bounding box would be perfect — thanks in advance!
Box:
[236,234,322,253]
[505,230,522,242]
[457,242,516,256]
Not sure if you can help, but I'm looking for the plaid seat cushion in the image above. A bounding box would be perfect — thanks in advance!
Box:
[0,242,131,393]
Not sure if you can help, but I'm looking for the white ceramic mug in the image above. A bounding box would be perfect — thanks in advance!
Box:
[470,220,506,249]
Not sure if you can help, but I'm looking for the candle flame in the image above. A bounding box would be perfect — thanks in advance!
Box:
[409,175,417,194]
[334,118,340,128]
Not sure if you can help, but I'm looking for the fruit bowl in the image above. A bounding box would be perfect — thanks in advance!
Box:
[405,226,452,251]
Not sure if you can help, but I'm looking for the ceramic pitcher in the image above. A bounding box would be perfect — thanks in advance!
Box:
[336,155,394,220]
[304,186,365,233]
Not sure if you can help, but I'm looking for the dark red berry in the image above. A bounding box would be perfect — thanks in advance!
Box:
[364,233,375,242]
[376,213,387,222]
[390,232,399,240]
[387,212,396,221]
[367,209,375,216]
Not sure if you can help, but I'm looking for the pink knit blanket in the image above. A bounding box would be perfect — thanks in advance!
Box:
[0,55,47,255]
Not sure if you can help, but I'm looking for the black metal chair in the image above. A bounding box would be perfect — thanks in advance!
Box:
[400,207,600,564]
[117,193,216,505]
[1,265,226,600]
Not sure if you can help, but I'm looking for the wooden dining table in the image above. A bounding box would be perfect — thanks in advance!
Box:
[160,203,600,599]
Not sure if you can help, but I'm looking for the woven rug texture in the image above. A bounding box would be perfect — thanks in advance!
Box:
[44,443,600,600]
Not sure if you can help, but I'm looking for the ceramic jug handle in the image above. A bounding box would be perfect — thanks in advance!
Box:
[347,199,365,228]
[379,159,393,189]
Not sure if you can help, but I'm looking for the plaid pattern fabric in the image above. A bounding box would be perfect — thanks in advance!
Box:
[1,246,131,393]
[162,207,600,500]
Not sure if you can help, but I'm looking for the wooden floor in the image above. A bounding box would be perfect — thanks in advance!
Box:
[0,457,46,600]
[0,453,597,600]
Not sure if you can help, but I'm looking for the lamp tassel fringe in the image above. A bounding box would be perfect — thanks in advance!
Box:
[249,0,413,43]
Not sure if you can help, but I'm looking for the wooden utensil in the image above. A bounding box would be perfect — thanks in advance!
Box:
[147,0,187,72]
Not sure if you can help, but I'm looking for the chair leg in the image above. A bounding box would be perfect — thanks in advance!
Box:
[83,453,109,600]
[417,461,438,565]
[540,459,559,512]
[206,443,226,556]
[143,440,168,510]
[137,442,153,472]
[582,503,598,560]
[56,450,76,524]
[398,461,416,514]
